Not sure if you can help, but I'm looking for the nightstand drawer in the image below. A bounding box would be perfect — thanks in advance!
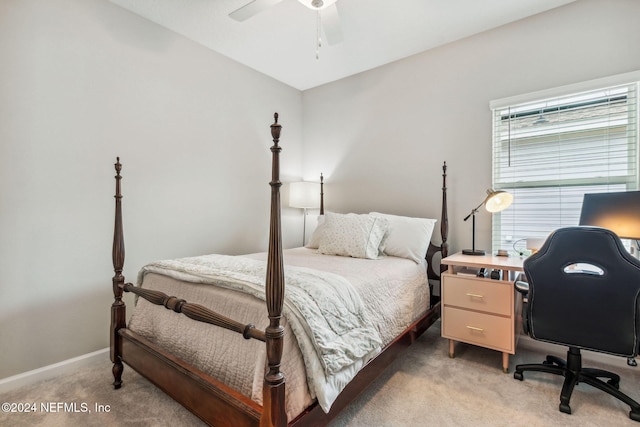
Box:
[442,306,513,353]
[442,275,512,316]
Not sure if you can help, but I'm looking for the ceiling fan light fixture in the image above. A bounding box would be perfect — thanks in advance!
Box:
[298,0,337,11]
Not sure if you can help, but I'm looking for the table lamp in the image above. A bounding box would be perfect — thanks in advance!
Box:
[463,189,513,256]
[289,181,320,246]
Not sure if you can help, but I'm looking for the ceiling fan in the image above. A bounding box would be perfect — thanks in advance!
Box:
[229,0,343,46]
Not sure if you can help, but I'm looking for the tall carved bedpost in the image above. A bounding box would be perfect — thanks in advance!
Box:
[319,173,324,215]
[261,113,287,427]
[426,161,449,284]
[440,161,449,269]
[111,157,126,389]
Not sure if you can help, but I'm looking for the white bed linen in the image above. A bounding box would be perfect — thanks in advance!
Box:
[128,247,430,420]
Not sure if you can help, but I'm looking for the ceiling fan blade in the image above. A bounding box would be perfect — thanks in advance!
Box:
[322,3,343,45]
[229,0,283,22]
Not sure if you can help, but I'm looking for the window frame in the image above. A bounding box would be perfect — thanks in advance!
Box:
[489,71,640,253]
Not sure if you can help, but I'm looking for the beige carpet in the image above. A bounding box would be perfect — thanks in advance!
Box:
[2,322,640,426]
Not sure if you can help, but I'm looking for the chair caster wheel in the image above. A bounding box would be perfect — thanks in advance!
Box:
[514,371,523,381]
[559,403,571,414]
[630,410,640,422]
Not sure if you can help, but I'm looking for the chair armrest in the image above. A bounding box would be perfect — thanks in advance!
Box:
[514,273,529,296]
[514,273,530,335]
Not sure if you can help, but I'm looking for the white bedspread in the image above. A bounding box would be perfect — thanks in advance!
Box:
[137,254,382,411]
[128,248,430,418]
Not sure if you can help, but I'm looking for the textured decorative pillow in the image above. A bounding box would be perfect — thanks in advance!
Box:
[318,212,389,259]
[305,215,325,249]
[369,212,437,263]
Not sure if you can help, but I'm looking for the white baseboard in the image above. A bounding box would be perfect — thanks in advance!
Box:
[0,348,109,395]
[517,334,639,372]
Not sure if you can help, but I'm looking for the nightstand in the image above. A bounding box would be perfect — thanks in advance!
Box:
[441,252,524,373]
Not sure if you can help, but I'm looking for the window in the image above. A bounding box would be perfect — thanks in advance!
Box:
[490,73,639,253]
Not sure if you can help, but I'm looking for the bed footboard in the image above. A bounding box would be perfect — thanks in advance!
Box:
[121,283,266,342]
[110,114,287,427]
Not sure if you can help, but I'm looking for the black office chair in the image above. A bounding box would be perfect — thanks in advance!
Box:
[513,226,640,422]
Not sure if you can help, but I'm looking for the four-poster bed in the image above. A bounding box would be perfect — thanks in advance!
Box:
[110,113,449,426]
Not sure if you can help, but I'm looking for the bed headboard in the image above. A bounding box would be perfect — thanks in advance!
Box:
[313,162,448,283]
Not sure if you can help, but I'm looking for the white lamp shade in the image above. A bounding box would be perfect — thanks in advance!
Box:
[484,189,513,213]
[289,181,320,208]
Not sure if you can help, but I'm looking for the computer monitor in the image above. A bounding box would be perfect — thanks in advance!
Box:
[579,191,640,240]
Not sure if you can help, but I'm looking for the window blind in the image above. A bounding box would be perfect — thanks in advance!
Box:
[491,81,638,253]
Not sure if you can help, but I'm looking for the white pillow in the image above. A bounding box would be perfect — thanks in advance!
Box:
[305,215,325,249]
[318,212,389,259]
[369,212,437,263]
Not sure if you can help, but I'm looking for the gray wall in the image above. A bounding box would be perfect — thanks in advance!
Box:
[0,0,302,378]
[301,0,640,253]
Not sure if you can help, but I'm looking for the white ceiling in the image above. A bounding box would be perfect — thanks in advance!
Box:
[110,0,577,91]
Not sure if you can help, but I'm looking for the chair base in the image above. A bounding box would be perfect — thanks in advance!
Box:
[514,346,640,422]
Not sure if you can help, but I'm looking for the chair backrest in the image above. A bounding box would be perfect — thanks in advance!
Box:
[524,226,640,357]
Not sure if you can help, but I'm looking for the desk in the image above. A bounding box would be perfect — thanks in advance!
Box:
[441,252,525,372]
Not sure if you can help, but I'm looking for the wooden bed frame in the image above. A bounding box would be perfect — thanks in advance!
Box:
[110,113,449,427]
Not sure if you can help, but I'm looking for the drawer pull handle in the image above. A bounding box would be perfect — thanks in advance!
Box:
[466,293,484,298]
[466,325,484,332]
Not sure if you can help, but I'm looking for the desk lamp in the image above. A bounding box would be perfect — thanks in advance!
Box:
[463,189,513,256]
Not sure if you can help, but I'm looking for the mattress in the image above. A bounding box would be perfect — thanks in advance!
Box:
[127,247,431,420]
